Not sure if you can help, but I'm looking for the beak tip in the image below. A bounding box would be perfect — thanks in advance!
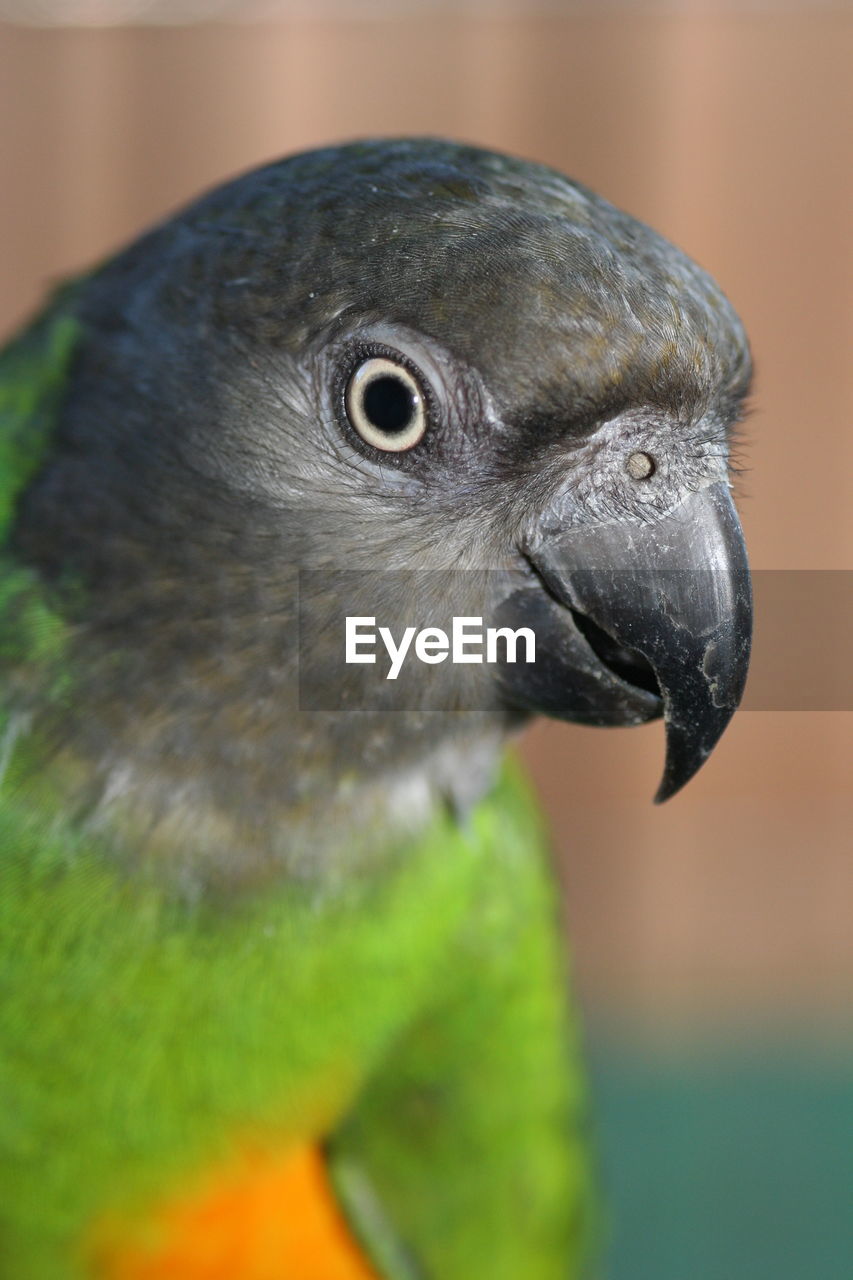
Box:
[653,699,737,804]
[652,767,684,805]
[652,781,671,806]
[653,771,690,805]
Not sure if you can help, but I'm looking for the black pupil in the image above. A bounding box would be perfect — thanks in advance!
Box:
[362,374,416,434]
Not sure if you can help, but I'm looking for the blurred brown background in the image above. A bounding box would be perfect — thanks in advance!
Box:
[1,4,850,1041]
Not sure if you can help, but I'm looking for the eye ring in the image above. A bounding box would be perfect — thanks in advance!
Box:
[345,356,428,452]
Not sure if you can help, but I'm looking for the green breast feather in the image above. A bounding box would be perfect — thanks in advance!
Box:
[1,748,592,1279]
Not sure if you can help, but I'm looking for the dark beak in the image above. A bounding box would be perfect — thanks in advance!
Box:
[500,482,752,801]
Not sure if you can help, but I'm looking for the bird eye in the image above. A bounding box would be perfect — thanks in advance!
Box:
[345,356,427,452]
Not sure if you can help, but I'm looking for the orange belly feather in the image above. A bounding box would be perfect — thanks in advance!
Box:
[90,1144,380,1280]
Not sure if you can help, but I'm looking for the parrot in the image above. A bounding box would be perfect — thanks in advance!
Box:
[0,138,753,1280]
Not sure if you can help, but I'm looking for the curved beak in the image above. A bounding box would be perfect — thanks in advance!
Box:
[501,482,752,801]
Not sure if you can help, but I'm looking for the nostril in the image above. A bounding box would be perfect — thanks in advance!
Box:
[626,451,656,480]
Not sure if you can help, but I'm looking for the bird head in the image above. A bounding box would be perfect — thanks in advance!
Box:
[15,139,752,842]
